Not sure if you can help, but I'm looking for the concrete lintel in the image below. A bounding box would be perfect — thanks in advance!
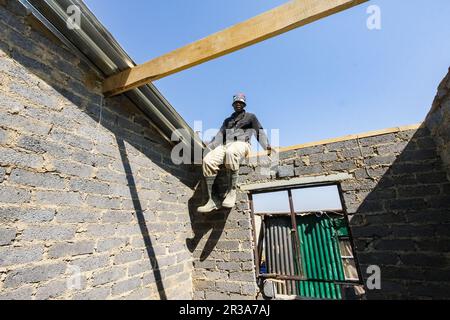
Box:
[240,173,352,192]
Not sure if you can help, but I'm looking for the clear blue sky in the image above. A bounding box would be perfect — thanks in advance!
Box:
[85,0,450,148]
[253,186,343,213]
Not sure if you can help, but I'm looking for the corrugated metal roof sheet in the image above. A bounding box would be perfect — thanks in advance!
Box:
[19,0,203,149]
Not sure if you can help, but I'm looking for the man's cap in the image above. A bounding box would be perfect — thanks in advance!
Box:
[233,93,247,106]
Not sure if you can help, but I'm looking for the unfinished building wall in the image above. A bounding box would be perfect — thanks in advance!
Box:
[425,68,450,181]
[188,180,258,300]
[192,123,450,300]
[269,127,450,299]
[0,3,197,300]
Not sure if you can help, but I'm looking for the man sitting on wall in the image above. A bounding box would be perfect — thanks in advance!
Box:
[198,93,272,213]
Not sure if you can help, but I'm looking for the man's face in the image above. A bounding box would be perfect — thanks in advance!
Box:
[233,101,245,113]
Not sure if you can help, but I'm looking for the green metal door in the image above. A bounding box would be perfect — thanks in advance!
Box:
[295,215,347,300]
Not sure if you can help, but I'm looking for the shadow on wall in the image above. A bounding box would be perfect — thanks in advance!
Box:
[186,169,232,261]
[115,137,167,300]
[350,126,450,299]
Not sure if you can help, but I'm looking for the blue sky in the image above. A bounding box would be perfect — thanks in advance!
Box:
[85,0,450,149]
[253,186,343,213]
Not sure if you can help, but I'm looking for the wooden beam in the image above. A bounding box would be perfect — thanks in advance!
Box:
[103,0,368,96]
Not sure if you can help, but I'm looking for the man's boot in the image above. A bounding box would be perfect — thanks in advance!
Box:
[222,170,239,209]
[198,175,218,213]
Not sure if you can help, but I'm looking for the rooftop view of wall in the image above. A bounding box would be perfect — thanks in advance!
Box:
[0,0,449,302]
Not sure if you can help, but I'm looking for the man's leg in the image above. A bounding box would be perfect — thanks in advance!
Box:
[198,146,226,213]
[222,142,251,209]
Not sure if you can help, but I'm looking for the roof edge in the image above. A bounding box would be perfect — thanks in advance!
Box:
[19,0,202,148]
[251,123,423,157]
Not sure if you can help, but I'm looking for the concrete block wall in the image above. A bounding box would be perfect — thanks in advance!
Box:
[188,169,258,300]
[425,68,450,181]
[0,2,198,300]
[268,127,450,299]
[191,124,450,300]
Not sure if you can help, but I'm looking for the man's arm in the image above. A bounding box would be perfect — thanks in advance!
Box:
[251,115,272,154]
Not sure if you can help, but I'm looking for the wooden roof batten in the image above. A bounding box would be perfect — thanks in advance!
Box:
[102,0,369,96]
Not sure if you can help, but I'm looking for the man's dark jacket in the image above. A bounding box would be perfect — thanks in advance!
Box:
[208,110,271,150]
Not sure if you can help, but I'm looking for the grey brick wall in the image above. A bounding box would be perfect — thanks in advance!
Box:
[188,170,258,300]
[0,2,198,300]
[239,126,449,300]
[190,123,450,300]
[425,68,450,181]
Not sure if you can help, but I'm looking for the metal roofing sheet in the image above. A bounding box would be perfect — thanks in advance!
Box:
[19,0,203,149]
